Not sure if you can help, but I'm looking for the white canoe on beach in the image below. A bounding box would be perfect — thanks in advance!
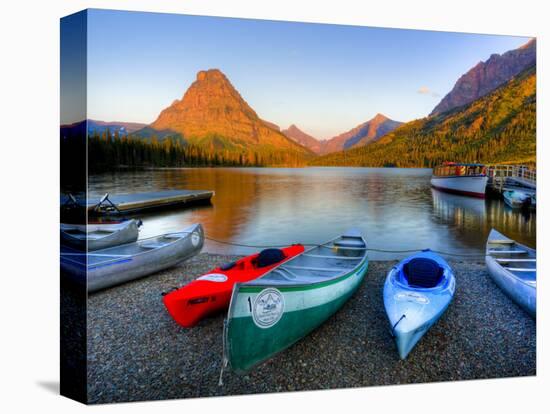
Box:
[485,228,536,317]
[61,224,204,293]
[60,219,141,251]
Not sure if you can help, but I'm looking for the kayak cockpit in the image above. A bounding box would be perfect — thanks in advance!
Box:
[402,258,444,288]
[391,255,451,290]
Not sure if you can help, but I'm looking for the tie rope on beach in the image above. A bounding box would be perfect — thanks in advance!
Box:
[203,236,487,259]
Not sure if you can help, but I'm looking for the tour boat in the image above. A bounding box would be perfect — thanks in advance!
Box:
[430,162,488,198]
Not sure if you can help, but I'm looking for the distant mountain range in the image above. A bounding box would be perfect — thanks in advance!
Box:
[282,114,403,155]
[311,63,536,167]
[60,119,147,138]
[64,38,536,169]
[431,38,535,115]
[282,125,323,154]
[320,114,403,154]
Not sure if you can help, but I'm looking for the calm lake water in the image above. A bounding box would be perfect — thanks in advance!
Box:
[88,167,536,260]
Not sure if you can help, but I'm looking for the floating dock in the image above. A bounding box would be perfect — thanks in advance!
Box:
[61,189,214,215]
[487,165,536,197]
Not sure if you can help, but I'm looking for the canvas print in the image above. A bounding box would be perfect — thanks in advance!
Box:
[60,9,536,404]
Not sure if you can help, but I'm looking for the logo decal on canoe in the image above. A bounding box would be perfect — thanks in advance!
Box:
[197,273,228,282]
[191,232,201,247]
[252,288,285,329]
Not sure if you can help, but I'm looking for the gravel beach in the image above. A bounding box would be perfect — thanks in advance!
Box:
[85,253,536,404]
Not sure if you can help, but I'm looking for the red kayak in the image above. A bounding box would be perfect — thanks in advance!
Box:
[162,244,305,327]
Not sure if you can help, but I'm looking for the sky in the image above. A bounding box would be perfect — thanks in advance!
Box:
[61,9,531,139]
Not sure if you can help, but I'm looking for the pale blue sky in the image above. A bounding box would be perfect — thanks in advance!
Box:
[66,9,530,139]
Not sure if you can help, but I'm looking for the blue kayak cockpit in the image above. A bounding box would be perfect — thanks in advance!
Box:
[403,258,444,288]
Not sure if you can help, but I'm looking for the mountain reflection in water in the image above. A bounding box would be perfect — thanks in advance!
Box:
[88,168,535,259]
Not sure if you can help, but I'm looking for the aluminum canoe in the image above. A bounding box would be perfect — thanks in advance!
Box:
[485,228,536,317]
[60,219,140,251]
[60,223,204,293]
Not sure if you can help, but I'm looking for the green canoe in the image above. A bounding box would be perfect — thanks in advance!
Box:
[223,229,369,373]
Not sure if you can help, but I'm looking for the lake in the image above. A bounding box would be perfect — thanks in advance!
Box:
[88,167,536,259]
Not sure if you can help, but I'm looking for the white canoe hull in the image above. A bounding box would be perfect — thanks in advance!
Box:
[430,175,488,198]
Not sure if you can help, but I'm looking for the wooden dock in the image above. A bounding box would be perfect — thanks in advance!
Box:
[486,165,536,196]
[61,189,214,215]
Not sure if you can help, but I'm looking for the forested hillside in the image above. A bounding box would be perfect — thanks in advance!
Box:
[310,66,536,168]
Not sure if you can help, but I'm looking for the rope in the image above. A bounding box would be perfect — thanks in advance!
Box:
[391,314,406,337]
[203,236,486,259]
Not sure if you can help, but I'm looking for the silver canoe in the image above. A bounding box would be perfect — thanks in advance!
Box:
[485,228,536,317]
[60,219,140,251]
[61,224,204,293]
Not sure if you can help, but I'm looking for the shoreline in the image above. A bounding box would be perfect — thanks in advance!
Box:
[84,253,536,404]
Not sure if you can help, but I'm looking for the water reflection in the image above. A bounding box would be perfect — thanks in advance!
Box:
[88,168,535,259]
[431,188,535,251]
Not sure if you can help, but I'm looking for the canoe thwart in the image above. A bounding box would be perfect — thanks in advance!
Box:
[302,253,361,260]
[487,250,527,254]
[495,258,536,262]
[283,264,347,272]
[503,267,536,272]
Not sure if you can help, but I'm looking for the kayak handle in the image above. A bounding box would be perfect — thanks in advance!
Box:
[391,314,406,337]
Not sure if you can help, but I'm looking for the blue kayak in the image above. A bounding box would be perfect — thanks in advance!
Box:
[383,250,456,359]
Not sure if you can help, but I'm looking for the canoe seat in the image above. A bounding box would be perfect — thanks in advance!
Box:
[404,258,443,288]
[334,237,366,249]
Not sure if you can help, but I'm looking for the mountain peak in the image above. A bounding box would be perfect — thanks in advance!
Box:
[281,124,322,154]
[371,113,389,122]
[196,68,226,82]
[431,40,536,116]
[319,114,403,154]
[148,68,312,163]
[519,38,536,50]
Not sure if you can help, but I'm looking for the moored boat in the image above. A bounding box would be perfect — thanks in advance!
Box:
[162,244,305,327]
[383,250,455,359]
[502,190,533,209]
[61,224,204,293]
[60,219,141,251]
[485,229,536,317]
[223,229,368,373]
[430,162,488,198]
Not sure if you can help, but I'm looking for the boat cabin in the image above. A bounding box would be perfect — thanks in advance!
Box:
[433,162,486,178]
